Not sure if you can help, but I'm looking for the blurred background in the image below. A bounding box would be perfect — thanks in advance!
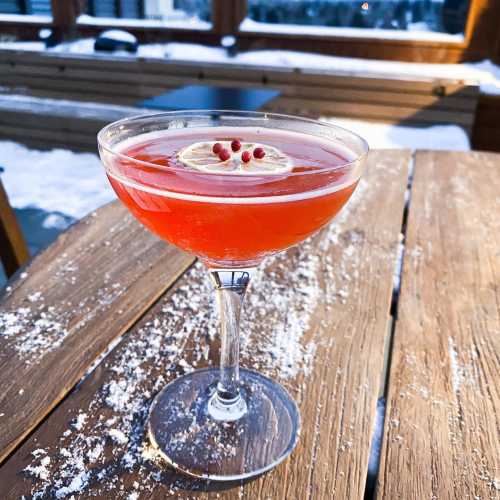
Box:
[0,0,498,279]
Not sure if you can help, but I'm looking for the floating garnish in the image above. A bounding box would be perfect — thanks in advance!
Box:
[178,140,293,175]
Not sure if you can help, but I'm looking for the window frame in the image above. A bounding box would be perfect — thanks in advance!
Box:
[0,0,498,63]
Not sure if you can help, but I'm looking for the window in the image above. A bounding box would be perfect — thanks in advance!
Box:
[0,0,497,64]
[82,0,211,27]
[243,0,472,37]
[0,0,51,15]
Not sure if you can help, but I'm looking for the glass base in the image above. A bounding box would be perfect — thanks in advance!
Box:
[148,367,300,481]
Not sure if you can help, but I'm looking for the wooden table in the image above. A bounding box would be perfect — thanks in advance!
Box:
[0,150,498,499]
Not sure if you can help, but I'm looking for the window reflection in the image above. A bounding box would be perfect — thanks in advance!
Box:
[246,0,471,35]
[83,0,211,24]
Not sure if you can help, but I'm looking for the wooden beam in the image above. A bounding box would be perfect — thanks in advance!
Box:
[211,0,234,36]
[50,0,80,40]
[0,179,29,278]
[464,0,500,63]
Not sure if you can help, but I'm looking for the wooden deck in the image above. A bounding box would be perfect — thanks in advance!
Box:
[0,150,498,498]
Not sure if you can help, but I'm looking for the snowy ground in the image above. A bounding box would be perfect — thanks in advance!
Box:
[1,38,500,95]
[0,142,113,220]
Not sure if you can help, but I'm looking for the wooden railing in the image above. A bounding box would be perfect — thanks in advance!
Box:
[0,0,499,63]
[0,48,480,152]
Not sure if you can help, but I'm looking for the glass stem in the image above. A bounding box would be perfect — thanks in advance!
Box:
[207,268,254,421]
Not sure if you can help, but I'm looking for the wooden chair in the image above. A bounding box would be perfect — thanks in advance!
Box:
[0,177,29,278]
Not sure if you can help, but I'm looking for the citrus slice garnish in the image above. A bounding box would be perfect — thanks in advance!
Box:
[178,141,293,175]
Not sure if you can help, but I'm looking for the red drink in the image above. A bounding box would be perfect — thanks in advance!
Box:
[106,127,362,266]
[99,112,368,481]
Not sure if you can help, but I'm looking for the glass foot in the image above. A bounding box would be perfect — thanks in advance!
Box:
[148,367,300,481]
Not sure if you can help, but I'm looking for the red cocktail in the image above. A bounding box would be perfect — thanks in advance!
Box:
[98,111,368,480]
[105,126,362,267]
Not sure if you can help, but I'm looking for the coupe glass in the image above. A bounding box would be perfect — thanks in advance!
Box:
[98,111,368,480]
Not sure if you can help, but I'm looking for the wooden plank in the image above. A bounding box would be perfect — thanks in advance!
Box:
[377,151,500,499]
[0,95,143,123]
[0,62,180,87]
[0,74,166,100]
[0,49,480,97]
[266,97,475,127]
[0,62,478,113]
[0,201,194,464]
[0,109,116,136]
[0,124,97,151]
[280,86,477,112]
[0,179,29,278]
[0,90,475,158]
[0,87,140,106]
[0,50,143,73]
[0,150,410,498]
[0,92,473,136]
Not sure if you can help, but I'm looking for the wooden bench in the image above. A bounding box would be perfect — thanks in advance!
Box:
[0,94,143,151]
[0,48,479,135]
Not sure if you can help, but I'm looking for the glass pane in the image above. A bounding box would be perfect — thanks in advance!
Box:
[83,0,211,25]
[245,0,471,36]
[0,0,51,15]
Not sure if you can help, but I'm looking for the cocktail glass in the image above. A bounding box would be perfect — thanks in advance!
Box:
[98,111,368,481]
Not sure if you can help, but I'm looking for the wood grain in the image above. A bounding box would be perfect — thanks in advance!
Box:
[0,201,194,464]
[377,151,500,499]
[0,150,410,498]
[0,178,29,278]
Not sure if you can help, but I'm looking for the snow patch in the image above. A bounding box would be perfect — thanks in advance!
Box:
[240,18,464,43]
[320,118,470,151]
[0,140,114,218]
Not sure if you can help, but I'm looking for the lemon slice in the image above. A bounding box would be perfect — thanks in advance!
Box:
[178,141,293,175]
